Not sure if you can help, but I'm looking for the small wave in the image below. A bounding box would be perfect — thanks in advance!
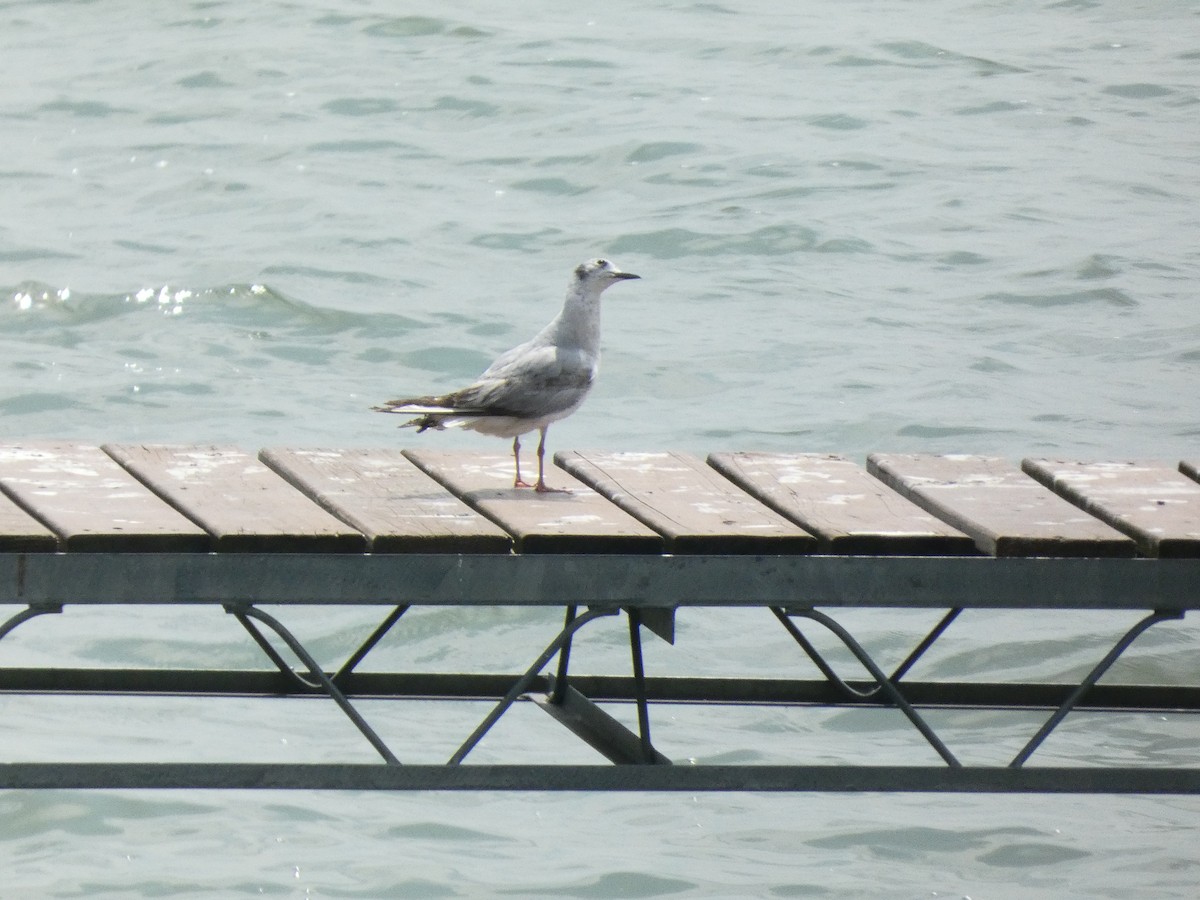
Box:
[878,41,1027,76]
[510,176,592,196]
[1103,83,1174,100]
[361,16,491,40]
[898,423,1010,439]
[322,97,402,117]
[1,282,281,324]
[37,98,135,118]
[807,113,870,130]
[955,100,1027,116]
[1,281,423,334]
[984,288,1137,308]
[626,142,704,164]
[610,224,820,259]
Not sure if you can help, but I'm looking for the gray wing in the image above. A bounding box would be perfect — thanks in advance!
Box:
[453,343,596,418]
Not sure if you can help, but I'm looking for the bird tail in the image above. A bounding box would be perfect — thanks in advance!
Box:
[371,399,468,432]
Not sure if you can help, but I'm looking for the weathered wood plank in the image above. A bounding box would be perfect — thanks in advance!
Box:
[709,452,976,555]
[0,444,209,552]
[1022,459,1200,558]
[260,447,511,553]
[867,454,1135,558]
[555,450,816,554]
[403,450,662,554]
[104,444,366,553]
[0,491,59,552]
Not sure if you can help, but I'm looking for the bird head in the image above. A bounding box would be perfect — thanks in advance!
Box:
[573,258,640,292]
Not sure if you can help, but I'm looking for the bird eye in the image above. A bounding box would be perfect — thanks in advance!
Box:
[596,258,609,267]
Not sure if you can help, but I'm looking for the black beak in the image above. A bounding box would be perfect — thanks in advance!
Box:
[613,272,640,280]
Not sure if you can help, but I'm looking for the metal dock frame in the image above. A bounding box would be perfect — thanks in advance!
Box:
[1,552,1198,793]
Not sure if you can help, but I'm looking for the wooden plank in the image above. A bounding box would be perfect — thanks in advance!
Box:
[1023,459,1200,558]
[259,447,511,553]
[708,452,976,555]
[867,453,1135,558]
[0,443,209,552]
[555,450,815,554]
[0,490,59,552]
[1180,460,1200,484]
[104,444,366,553]
[403,450,662,554]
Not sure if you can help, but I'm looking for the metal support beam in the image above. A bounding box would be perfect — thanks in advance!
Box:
[550,605,577,705]
[231,609,323,691]
[626,609,660,764]
[333,604,409,682]
[1009,609,1186,767]
[3,763,1199,793]
[891,607,962,683]
[770,606,964,701]
[534,683,671,765]
[448,606,618,765]
[775,607,962,767]
[2,550,1198,793]
[2,669,1199,713]
[226,605,400,766]
[0,604,62,642]
[5,553,1199,609]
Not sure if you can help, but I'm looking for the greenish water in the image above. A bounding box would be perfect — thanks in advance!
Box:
[2,1,1199,896]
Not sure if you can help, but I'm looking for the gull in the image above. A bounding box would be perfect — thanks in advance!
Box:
[373,258,640,492]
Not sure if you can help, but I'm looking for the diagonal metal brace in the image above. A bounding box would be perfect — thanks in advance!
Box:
[231,609,323,691]
[1010,608,1185,767]
[534,682,672,765]
[225,605,400,766]
[448,606,618,765]
[626,609,661,763]
[890,607,962,683]
[774,607,961,767]
[773,606,962,700]
[333,605,409,683]
[230,605,411,692]
[550,605,578,704]
[0,604,63,644]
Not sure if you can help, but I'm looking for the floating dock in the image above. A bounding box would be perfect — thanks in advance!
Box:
[1,443,1198,792]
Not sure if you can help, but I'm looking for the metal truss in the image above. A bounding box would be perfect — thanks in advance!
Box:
[1,599,1197,793]
[1,552,1199,792]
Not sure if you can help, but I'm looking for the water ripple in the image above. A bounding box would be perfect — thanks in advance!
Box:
[611,225,819,258]
[984,288,1138,308]
[2,2,1200,893]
